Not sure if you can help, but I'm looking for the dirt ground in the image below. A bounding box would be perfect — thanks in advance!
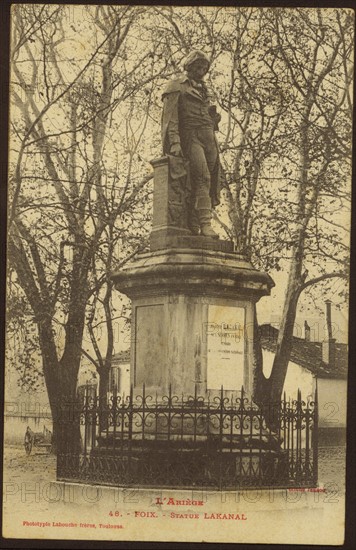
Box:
[318,445,346,494]
[3,445,57,484]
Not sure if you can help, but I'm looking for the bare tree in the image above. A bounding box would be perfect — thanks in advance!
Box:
[157,7,352,408]
[251,8,352,407]
[7,5,165,452]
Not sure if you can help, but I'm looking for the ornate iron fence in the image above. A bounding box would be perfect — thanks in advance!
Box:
[57,385,318,490]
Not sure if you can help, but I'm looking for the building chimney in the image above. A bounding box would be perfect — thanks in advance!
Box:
[304,321,311,342]
[322,300,336,367]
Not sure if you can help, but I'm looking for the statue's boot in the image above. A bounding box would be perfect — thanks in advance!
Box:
[188,208,200,235]
[197,209,219,239]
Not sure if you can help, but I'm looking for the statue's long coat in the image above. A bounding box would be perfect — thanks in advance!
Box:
[161,75,221,207]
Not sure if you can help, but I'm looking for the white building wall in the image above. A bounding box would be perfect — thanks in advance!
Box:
[262,349,347,429]
[119,362,131,397]
[318,378,347,428]
[262,349,314,401]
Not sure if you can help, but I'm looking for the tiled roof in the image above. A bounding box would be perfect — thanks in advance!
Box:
[259,324,348,380]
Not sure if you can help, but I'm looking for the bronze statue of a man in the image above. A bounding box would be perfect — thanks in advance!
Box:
[161,50,221,238]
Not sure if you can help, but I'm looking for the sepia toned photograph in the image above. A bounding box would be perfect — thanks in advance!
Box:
[2,4,353,545]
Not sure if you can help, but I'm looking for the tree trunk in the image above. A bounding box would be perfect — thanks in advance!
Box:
[252,240,304,429]
[40,354,82,460]
[252,304,270,405]
[45,372,60,454]
[55,358,82,478]
[37,319,60,453]
[268,260,302,403]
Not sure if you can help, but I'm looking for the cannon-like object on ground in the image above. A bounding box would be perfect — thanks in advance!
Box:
[24,425,52,455]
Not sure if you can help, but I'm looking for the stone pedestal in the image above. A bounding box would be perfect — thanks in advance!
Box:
[112,156,274,398]
[112,248,274,397]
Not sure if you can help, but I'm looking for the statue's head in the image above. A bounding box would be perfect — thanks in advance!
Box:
[183,50,210,78]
